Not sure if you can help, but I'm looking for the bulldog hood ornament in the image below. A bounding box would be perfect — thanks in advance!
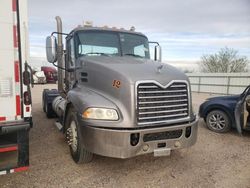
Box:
[157,64,164,73]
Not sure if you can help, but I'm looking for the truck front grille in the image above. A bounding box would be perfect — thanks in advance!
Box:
[137,81,189,126]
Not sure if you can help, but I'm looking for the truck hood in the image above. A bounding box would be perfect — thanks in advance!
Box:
[77,56,188,85]
[75,56,191,127]
[77,56,189,101]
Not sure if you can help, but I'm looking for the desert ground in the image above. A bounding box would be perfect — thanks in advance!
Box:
[1,84,250,188]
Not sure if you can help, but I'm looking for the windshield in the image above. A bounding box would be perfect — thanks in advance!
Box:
[76,31,150,59]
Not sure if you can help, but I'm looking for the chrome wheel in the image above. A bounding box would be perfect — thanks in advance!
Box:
[66,108,94,163]
[69,120,78,153]
[206,110,231,133]
[208,113,226,130]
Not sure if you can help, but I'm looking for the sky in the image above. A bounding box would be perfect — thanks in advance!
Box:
[28,0,250,70]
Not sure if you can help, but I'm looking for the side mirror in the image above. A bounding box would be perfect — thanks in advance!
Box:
[154,45,162,62]
[149,42,162,62]
[46,36,57,63]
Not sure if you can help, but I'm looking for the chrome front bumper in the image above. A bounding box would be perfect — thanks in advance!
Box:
[79,118,198,159]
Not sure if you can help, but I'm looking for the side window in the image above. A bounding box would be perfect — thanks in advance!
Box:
[134,44,147,57]
[67,38,75,68]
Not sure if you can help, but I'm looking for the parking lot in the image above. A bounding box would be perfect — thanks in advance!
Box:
[1,84,250,188]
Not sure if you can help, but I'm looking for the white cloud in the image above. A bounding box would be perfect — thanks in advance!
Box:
[28,0,250,64]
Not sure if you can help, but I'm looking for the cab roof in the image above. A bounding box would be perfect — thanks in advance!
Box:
[68,26,147,38]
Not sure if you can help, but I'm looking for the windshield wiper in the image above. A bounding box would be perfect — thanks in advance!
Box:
[123,53,143,58]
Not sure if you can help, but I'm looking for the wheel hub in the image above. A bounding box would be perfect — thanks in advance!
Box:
[209,114,226,130]
[66,121,78,152]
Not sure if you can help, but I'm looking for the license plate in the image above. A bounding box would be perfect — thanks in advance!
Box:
[154,148,171,157]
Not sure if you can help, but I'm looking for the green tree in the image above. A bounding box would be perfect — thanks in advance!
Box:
[199,47,248,73]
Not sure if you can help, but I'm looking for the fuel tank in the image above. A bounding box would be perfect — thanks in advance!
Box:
[52,96,66,118]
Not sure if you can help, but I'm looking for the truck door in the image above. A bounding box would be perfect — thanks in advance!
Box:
[234,86,250,134]
[244,95,250,130]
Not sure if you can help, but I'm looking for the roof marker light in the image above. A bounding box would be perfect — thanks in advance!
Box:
[130,26,135,31]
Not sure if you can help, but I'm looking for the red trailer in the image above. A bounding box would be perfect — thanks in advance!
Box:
[41,66,58,83]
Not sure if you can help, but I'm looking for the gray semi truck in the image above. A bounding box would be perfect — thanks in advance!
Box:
[43,17,198,163]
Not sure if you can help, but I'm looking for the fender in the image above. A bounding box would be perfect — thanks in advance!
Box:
[200,102,236,127]
[62,85,119,131]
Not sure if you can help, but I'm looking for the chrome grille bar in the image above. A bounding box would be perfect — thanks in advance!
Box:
[139,103,188,110]
[138,99,188,105]
[170,84,186,88]
[138,113,188,120]
[139,94,187,99]
[138,85,158,89]
[138,89,187,94]
[139,108,188,115]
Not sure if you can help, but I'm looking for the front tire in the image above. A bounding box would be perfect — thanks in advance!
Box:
[65,108,93,164]
[205,110,231,133]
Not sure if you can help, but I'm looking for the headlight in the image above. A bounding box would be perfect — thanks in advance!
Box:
[82,108,119,121]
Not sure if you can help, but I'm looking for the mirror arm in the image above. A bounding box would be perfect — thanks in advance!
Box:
[52,62,67,71]
[52,62,75,72]
[51,32,69,37]
[149,41,160,45]
[25,62,34,88]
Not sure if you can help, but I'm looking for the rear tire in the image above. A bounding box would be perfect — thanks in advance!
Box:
[45,102,54,118]
[205,110,231,133]
[65,108,93,164]
[42,89,49,112]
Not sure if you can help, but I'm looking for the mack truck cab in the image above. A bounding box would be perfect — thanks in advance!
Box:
[43,17,198,163]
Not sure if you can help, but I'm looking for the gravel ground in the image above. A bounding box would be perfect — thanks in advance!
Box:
[1,84,250,188]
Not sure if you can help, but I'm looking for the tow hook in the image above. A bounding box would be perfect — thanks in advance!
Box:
[66,128,73,145]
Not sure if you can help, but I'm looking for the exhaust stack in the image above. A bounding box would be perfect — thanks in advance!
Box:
[55,16,64,94]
